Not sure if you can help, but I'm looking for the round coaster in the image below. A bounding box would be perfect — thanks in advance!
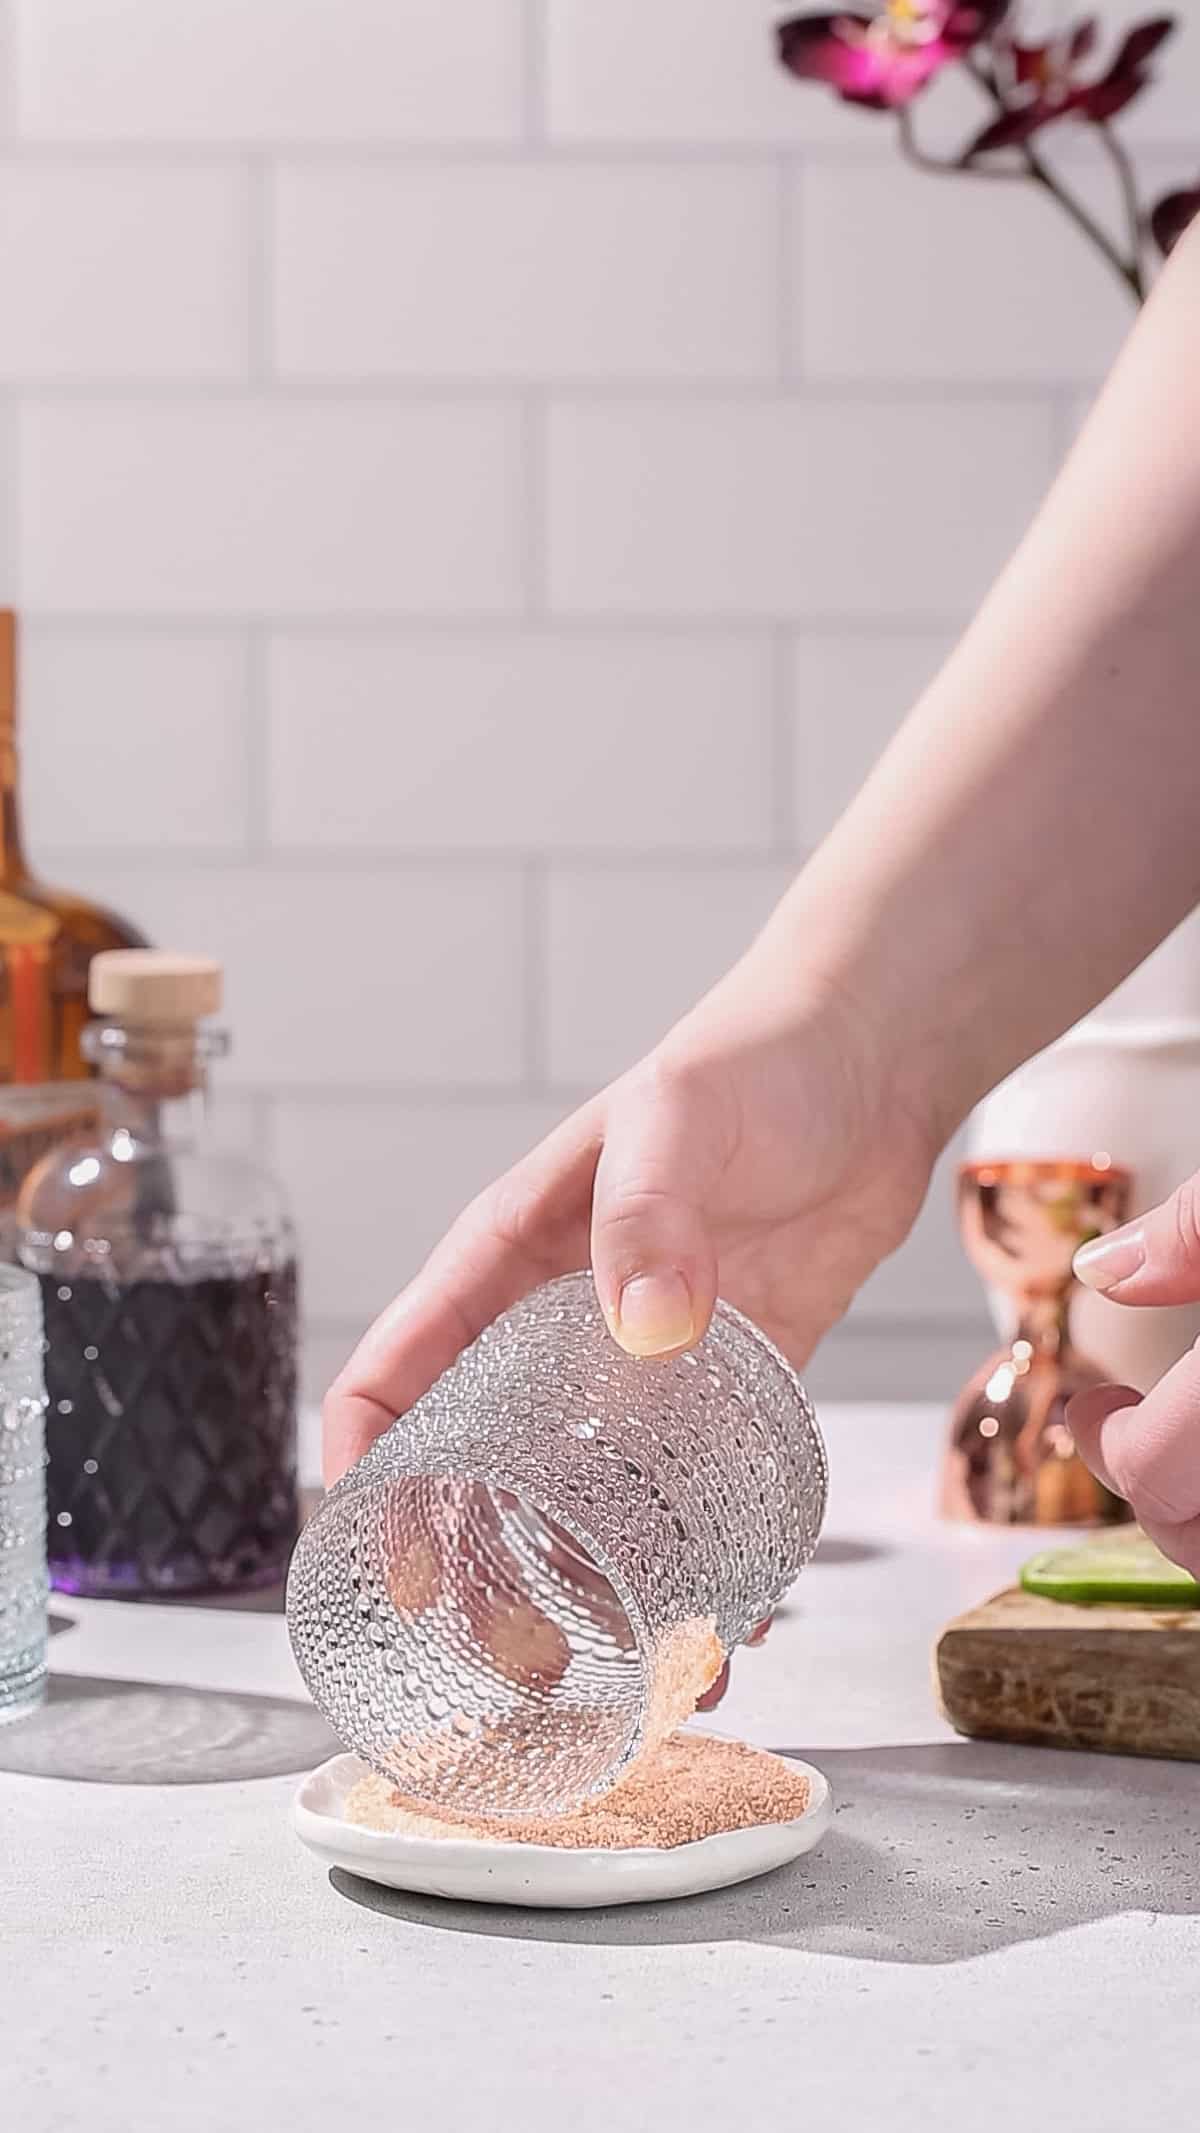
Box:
[293,1747,833,1910]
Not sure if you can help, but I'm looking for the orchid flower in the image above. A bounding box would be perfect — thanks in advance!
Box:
[776,2,1194,301]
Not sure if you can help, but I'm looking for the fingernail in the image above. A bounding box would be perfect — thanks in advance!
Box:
[614,1271,695,1357]
[1074,1225,1146,1292]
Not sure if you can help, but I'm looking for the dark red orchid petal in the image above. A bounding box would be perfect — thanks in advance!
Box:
[1105,14,1175,76]
[963,104,1049,154]
[777,13,874,87]
[1150,183,1200,255]
[1081,73,1144,118]
[1068,16,1100,59]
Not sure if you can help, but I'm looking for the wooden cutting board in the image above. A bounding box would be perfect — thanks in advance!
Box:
[936,1585,1200,1762]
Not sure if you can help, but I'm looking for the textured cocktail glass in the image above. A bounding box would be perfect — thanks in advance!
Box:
[0,1265,47,1722]
[288,1273,826,1816]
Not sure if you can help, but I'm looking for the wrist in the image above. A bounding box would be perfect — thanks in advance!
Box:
[746,859,983,1156]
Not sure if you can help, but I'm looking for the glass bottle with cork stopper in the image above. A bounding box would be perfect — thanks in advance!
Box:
[17,950,299,1596]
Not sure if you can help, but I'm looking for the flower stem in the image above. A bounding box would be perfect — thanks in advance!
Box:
[1021,145,1142,304]
[1096,121,1147,299]
[961,53,1143,306]
[896,103,1024,181]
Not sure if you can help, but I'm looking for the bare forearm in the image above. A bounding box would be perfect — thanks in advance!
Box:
[761,221,1200,1136]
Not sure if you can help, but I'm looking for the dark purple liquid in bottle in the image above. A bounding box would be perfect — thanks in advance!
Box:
[41,1261,299,1597]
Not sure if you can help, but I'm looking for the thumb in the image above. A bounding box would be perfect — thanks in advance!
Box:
[1074,1171,1200,1306]
[590,1081,720,1360]
[1068,1348,1200,1546]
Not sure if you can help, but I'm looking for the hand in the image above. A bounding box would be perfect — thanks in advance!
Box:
[323,957,939,1487]
[1069,1173,1200,1575]
[324,951,939,1708]
[326,964,937,1484]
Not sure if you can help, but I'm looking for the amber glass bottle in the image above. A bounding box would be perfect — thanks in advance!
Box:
[0,612,145,1081]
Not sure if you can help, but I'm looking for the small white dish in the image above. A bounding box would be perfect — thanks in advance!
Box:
[293,1746,833,1909]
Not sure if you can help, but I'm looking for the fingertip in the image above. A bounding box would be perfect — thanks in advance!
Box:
[1139,1510,1200,1579]
[604,1267,699,1359]
[1064,1383,1141,1497]
[1065,1382,1142,1435]
[321,1383,392,1490]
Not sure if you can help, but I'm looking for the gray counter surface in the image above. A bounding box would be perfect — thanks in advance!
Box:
[5,1404,1198,2131]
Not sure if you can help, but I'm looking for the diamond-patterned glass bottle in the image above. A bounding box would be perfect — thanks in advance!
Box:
[16,951,299,1597]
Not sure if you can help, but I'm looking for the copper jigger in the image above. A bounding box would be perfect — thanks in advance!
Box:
[941,1157,1134,1525]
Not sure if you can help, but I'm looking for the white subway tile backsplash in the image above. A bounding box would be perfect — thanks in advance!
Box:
[797,162,1133,387]
[546,0,983,151]
[547,0,800,143]
[16,0,523,143]
[0,164,248,381]
[546,398,1055,621]
[60,865,526,1089]
[275,1096,567,1322]
[23,631,251,852]
[546,862,792,1087]
[18,400,524,616]
[272,163,779,382]
[265,632,775,852]
[791,631,954,844]
[2,0,1085,1399]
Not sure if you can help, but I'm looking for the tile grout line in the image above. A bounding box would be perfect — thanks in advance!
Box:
[242,626,269,855]
[244,154,273,383]
[0,1,14,143]
[521,856,549,1089]
[522,0,548,144]
[210,1079,597,1107]
[522,392,547,619]
[776,153,797,385]
[8,376,1090,404]
[18,612,982,640]
[32,843,807,875]
[770,628,798,855]
[0,138,1192,167]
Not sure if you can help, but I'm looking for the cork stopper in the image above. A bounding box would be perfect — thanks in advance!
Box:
[89,950,222,1025]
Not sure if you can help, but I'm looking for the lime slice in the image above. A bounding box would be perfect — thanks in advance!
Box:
[1021,1531,1200,1607]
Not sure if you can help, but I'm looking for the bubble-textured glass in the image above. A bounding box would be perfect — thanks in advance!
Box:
[289,1275,826,1816]
[0,1265,47,1723]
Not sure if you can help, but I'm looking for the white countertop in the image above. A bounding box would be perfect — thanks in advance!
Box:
[5,1403,1198,2131]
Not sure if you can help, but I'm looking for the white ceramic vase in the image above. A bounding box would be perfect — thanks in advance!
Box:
[966,913,1200,1393]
